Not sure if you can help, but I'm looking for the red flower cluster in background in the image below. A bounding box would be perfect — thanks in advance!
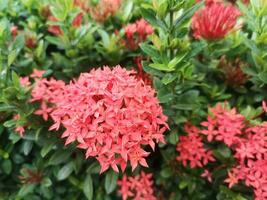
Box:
[89,0,122,22]
[31,66,168,173]
[192,1,241,40]
[47,16,63,36]
[177,102,267,200]
[176,123,215,168]
[117,171,157,200]
[201,103,245,146]
[196,0,250,5]
[124,19,154,50]
[218,56,248,86]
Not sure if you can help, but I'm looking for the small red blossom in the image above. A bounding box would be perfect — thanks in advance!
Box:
[89,0,121,22]
[176,123,215,168]
[192,2,241,40]
[47,16,63,36]
[224,171,239,188]
[11,26,18,38]
[24,32,37,49]
[13,114,25,137]
[124,19,154,50]
[19,77,31,87]
[218,56,248,86]
[40,5,51,18]
[34,102,53,121]
[117,171,157,200]
[72,12,83,28]
[201,169,212,182]
[30,69,45,79]
[201,103,245,146]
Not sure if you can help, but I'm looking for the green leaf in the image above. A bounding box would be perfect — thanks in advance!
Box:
[45,36,65,48]
[168,131,179,145]
[158,88,174,103]
[12,71,20,88]
[18,184,36,197]
[57,162,74,180]
[258,72,267,84]
[0,104,16,112]
[83,174,93,200]
[160,167,172,178]
[1,159,12,174]
[41,142,56,158]
[41,177,52,187]
[104,170,118,194]
[174,2,204,30]
[121,1,133,22]
[8,50,17,67]
[42,69,53,78]
[140,8,168,32]
[162,73,177,85]
[36,39,44,58]
[140,43,160,58]
[22,141,33,156]
[3,120,16,128]
[149,63,173,72]
[13,34,25,51]
[48,150,71,165]
[179,180,188,189]
[97,30,110,48]
[167,53,188,70]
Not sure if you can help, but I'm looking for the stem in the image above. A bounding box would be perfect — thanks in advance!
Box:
[169,10,174,59]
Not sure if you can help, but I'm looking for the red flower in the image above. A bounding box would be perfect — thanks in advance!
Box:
[19,77,31,87]
[11,26,18,38]
[47,16,63,36]
[25,34,37,49]
[30,69,45,79]
[124,19,154,50]
[224,171,239,188]
[13,114,25,137]
[201,103,245,146]
[117,171,157,200]
[192,2,241,40]
[89,0,121,22]
[176,123,215,168]
[32,66,168,173]
[218,56,248,86]
[72,12,83,28]
[201,169,212,182]
[34,102,53,121]
[196,102,267,199]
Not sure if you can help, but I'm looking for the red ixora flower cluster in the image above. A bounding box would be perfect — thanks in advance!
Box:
[89,0,122,22]
[218,56,248,86]
[176,123,215,168]
[124,19,154,50]
[192,1,241,40]
[178,102,267,200]
[117,171,157,200]
[196,0,250,5]
[31,66,168,173]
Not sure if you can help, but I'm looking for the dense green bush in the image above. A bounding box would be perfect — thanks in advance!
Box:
[0,0,267,199]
